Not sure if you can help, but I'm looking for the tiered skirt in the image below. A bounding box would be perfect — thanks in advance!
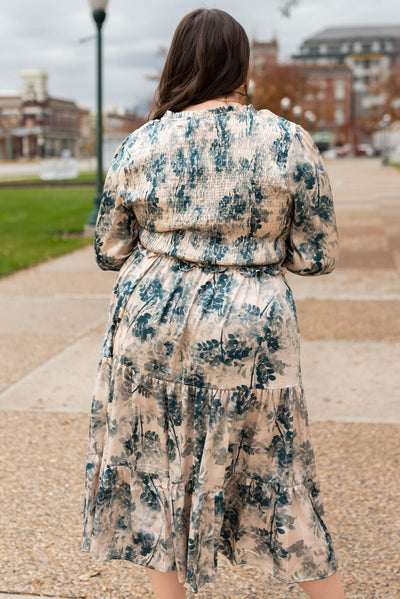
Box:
[82,243,337,593]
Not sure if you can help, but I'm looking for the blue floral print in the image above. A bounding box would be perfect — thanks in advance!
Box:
[82,103,339,594]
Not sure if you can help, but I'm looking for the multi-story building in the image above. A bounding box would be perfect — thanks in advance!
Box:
[0,69,93,160]
[297,63,353,145]
[0,69,146,163]
[250,39,278,78]
[293,25,400,93]
[250,38,353,146]
[292,25,400,142]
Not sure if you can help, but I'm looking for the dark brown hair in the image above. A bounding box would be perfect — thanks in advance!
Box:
[148,8,250,120]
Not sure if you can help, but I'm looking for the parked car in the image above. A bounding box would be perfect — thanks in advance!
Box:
[354,144,374,157]
[336,144,352,157]
[321,148,338,159]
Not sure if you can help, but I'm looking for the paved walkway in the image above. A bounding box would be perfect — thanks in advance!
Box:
[0,158,399,598]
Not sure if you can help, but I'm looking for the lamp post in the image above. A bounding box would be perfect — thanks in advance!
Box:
[304,109,316,130]
[293,105,302,124]
[381,113,391,166]
[86,0,109,231]
[247,79,255,103]
[280,96,291,120]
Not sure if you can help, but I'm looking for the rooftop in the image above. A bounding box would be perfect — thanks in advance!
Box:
[304,25,400,43]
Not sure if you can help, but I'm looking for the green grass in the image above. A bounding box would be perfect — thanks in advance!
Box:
[0,186,95,277]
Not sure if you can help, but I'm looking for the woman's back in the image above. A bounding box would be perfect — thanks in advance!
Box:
[83,7,347,597]
[95,104,337,275]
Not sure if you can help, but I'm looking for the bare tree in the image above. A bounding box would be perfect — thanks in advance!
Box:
[279,0,299,17]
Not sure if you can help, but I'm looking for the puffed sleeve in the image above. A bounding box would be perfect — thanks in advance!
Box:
[94,136,140,270]
[282,124,339,275]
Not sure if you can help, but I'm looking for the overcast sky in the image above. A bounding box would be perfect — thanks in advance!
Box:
[0,0,398,114]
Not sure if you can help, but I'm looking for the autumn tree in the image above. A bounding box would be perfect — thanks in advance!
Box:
[251,63,309,118]
[359,64,400,134]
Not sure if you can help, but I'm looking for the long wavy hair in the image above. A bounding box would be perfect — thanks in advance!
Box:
[148,8,250,121]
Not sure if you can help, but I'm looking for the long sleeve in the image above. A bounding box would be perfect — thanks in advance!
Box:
[94,136,140,271]
[283,124,339,276]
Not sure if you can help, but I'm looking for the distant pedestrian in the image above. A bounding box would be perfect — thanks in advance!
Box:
[82,8,346,599]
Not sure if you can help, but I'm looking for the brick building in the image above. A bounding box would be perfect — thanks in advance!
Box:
[0,70,93,160]
[297,63,353,145]
[250,38,353,146]
[250,39,278,77]
[292,25,400,139]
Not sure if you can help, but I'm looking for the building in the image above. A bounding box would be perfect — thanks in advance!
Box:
[293,25,400,93]
[0,69,93,160]
[103,108,146,167]
[292,25,400,142]
[250,37,353,146]
[250,39,278,78]
[297,63,353,145]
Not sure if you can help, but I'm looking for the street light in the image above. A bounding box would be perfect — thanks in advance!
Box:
[280,97,291,119]
[304,109,316,129]
[293,105,302,122]
[247,79,255,102]
[381,113,392,166]
[86,0,109,231]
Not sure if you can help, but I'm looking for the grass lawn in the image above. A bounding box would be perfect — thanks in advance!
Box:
[0,186,95,277]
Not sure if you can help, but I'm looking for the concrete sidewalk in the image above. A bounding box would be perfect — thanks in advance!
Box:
[0,157,399,598]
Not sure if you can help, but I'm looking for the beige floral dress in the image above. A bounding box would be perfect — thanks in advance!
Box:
[82,103,339,594]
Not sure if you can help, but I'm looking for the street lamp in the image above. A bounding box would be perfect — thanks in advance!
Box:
[280,97,291,119]
[86,0,109,230]
[247,79,255,102]
[293,105,302,123]
[381,113,392,166]
[304,109,316,129]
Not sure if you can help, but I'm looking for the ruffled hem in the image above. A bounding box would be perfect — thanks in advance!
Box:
[82,359,337,594]
[82,462,337,594]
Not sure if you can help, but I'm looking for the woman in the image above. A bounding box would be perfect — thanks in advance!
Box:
[82,8,347,599]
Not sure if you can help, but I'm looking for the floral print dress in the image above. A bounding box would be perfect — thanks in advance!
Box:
[82,103,339,594]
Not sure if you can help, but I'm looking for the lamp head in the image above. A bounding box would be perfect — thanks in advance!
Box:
[382,113,392,124]
[280,97,291,111]
[247,79,255,97]
[89,0,108,27]
[89,0,109,9]
[293,105,302,118]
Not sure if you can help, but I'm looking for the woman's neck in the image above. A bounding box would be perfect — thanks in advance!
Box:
[180,92,246,113]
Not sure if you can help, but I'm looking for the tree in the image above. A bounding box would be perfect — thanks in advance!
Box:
[359,64,400,134]
[251,64,309,118]
[279,0,299,17]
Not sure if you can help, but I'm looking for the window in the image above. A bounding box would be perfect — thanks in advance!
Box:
[362,43,372,52]
[327,45,340,54]
[335,80,345,100]
[334,107,345,125]
[309,46,320,54]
